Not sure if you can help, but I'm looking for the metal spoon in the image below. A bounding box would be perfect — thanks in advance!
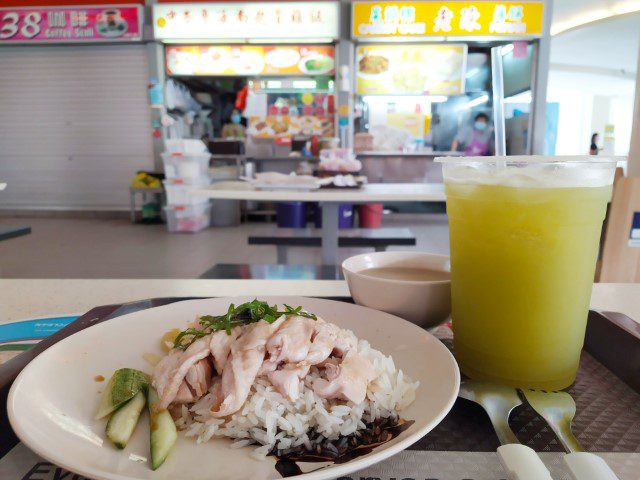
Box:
[459,379,554,479]
[458,379,522,445]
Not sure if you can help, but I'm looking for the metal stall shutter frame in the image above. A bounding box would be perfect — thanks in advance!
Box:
[0,44,153,210]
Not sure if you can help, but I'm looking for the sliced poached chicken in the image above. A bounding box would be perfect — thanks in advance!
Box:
[210,316,286,418]
[152,336,212,410]
[152,308,375,412]
[313,350,377,404]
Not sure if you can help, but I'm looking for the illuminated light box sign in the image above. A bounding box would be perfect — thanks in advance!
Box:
[166,45,335,76]
[352,1,544,38]
[356,44,467,95]
[0,5,143,43]
[154,2,339,42]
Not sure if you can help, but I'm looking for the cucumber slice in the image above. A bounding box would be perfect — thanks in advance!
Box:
[106,391,146,449]
[147,386,178,470]
[96,368,150,419]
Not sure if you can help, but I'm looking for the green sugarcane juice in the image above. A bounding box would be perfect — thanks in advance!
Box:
[442,159,614,389]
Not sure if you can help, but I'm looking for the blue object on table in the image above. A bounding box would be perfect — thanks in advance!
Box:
[314,203,354,229]
[0,316,78,347]
[276,202,307,228]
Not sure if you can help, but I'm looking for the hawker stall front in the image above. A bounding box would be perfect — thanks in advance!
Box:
[152,1,341,179]
[350,0,549,184]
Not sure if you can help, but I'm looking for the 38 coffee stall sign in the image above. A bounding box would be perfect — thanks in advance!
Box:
[0,4,143,43]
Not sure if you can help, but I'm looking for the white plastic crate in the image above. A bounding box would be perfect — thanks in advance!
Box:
[163,178,210,205]
[162,152,211,180]
[165,203,211,233]
[164,139,208,154]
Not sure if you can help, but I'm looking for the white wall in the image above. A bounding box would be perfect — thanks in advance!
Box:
[547,69,635,155]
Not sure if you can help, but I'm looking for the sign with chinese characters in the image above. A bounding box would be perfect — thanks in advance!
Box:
[356,44,466,95]
[166,45,335,76]
[154,2,339,42]
[0,5,143,43]
[352,1,544,38]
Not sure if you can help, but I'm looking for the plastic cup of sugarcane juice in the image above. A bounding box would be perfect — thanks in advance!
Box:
[436,156,617,390]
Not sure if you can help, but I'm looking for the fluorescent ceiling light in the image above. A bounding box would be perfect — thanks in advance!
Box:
[551,1,640,35]
[467,94,489,108]
[504,91,532,104]
[292,80,317,89]
[501,44,514,55]
[248,37,334,44]
[362,95,448,103]
[465,68,480,78]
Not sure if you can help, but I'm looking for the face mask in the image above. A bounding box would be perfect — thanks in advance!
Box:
[474,121,487,131]
[231,114,241,124]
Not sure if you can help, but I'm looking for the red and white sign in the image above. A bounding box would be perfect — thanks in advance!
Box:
[0,5,143,43]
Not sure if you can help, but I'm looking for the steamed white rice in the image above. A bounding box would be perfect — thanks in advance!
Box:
[174,339,419,459]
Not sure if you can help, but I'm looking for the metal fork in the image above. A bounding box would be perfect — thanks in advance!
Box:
[458,379,522,445]
[522,389,621,479]
[520,389,584,453]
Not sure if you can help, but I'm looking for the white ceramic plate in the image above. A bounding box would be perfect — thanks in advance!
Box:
[8,296,459,480]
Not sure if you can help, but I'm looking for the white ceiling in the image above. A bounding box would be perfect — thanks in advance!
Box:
[550,0,640,34]
[550,12,640,73]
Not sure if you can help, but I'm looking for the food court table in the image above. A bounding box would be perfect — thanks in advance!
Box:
[0,279,639,480]
[195,182,446,264]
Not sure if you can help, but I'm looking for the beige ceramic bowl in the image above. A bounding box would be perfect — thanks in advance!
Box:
[342,251,451,329]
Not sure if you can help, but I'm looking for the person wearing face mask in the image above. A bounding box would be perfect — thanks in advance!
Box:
[451,112,494,156]
[221,109,246,139]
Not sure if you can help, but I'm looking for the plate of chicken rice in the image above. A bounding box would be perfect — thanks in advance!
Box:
[8,296,459,480]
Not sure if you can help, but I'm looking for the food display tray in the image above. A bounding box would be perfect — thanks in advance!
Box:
[1,297,639,475]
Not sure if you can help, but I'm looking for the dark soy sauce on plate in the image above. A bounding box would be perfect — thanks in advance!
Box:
[274,418,415,477]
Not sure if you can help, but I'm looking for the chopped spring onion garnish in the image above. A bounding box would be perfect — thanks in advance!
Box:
[173,299,316,350]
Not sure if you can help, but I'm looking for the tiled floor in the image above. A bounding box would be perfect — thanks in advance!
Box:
[0,214,450,278]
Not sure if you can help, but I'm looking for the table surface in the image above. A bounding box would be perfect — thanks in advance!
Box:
[194,182,446,202]
[356,150,463,158]
[0,279,638,325]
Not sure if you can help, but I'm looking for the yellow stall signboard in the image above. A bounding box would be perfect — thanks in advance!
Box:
[352,1,544,38]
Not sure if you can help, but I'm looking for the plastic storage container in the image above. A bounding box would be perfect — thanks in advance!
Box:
[314,203,354,229]
[358,204,383,228]
[277,202,307,228]
[164,139,208,154]
[163,178,210,205]
[165,203,211,233]
[162,152,211,180]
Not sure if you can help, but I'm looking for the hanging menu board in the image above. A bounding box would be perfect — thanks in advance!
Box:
[0,5,143,43]
[356,44,467,95]
[166,45,335,76]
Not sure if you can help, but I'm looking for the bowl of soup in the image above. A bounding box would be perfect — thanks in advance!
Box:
[342,251,451,328]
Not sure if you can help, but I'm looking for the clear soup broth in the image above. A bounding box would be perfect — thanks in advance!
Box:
[358,267,450,282]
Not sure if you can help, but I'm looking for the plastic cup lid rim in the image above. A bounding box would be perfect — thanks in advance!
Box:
[435,155,624,164]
